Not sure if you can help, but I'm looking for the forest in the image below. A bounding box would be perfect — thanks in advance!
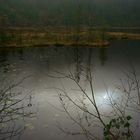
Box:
[0,0,140,27]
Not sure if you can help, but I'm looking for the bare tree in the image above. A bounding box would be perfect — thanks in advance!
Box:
[49,63,140,140]
[0,76,34,140]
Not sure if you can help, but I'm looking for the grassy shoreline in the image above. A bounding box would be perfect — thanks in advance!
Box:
[0,27,140,48]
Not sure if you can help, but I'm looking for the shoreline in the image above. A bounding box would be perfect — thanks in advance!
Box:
[0,27,140,48]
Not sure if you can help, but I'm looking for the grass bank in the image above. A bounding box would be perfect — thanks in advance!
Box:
[0,27,140,47]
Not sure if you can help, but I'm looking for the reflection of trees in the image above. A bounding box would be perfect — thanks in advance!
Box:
[51,64,140,140]
[73,48,93,82]
[86,48,92,81]
[99,47,107,66]
[17,48,24,61]
[0,50,8,65]
[73,47,83,82]
[0,50,10,73]
[0,77,34,140]
[73,47,108,83]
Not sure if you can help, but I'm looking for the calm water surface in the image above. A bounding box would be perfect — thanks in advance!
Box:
[0,40,140,140]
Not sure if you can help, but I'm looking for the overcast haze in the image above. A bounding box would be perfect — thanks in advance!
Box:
[0,0,140,26]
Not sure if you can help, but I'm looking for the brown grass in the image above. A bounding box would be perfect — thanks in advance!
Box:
[0,27,140,47]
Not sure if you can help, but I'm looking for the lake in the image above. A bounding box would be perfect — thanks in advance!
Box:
[0,40,140,140]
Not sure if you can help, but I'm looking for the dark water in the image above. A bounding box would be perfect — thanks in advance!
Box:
[0,40,140,140]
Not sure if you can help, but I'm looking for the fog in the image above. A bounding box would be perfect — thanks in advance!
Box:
[0,0,140,26]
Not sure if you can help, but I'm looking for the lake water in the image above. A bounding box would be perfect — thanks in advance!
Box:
[0,40,140,140]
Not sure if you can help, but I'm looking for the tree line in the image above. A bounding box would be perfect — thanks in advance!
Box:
[0,0,140,27]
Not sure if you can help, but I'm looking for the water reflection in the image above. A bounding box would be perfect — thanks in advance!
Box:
[0,40,140,140]
[0,49,9,73]
[17,49,24,61]
[99,47,107,66]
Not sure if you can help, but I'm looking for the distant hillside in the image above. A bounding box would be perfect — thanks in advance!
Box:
[0,0,140,27]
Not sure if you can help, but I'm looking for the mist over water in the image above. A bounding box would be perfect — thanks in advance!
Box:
[0,40,140,140]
